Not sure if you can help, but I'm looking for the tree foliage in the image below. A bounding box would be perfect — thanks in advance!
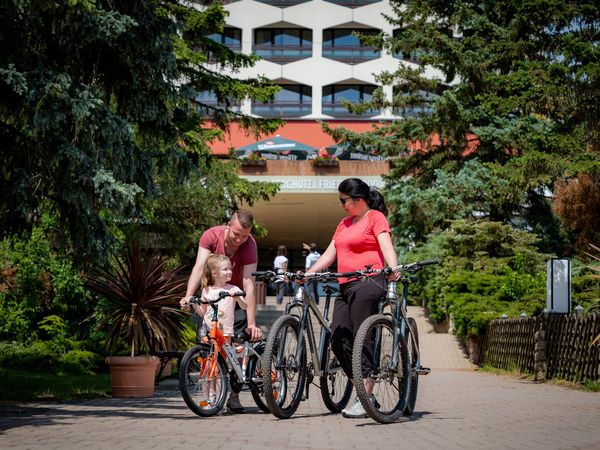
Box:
[0,0,280,265]
[328,0,600,252]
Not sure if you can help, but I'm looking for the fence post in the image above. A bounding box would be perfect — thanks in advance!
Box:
[534,317,547,382]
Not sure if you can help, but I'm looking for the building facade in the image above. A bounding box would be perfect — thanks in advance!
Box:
[201,0,439,269]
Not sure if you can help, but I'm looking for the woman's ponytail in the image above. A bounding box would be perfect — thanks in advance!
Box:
[368,187,387,215]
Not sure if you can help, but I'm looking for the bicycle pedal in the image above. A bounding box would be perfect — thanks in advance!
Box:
[415,367,431,375]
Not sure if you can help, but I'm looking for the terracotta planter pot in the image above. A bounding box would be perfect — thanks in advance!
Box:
[106,355,159,398]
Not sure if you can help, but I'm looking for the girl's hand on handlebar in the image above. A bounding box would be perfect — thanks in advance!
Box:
[180,296,191,311]
[228,288,244,297]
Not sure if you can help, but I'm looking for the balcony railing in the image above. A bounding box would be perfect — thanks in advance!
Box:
[254,0,311,7]
[206,44,241,63]
[323,0,382,7]
[252,102,312,118]
[322,45,380,63]
[253,45,312,62]
[321,102,379,118]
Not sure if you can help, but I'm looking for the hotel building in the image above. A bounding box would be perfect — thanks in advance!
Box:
[201,0,442,269]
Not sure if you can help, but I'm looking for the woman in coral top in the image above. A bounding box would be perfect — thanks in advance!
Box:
[305,178,400,418]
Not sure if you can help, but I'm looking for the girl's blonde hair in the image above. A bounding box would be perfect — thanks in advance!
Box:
[201,254,231,290]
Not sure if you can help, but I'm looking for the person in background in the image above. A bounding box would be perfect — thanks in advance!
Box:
[303,178,400,419]
[273,245,289,305]
[180,209,260,413]
[303,242,321,304]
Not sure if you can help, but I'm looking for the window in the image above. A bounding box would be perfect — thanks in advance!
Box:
[322,0,381,7]
[254,0,311,7]
[205,27,242,51]
[252,85,312,118]
[322,84,379,117]
[195,91,239,116]
[392,29,425,64]
[322,29,380,63]
[254,28,312,63]
[392,88,439,117]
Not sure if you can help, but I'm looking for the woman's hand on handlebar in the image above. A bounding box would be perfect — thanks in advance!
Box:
[294,270,307,284]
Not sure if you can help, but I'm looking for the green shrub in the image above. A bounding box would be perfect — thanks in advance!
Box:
[58,350,103,374]
[0,225,93,343]
[405,220,554,339]
[0,341,58,371]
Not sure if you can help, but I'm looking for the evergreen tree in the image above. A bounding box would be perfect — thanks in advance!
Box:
[0,0,280,264]
[327,0,600,252]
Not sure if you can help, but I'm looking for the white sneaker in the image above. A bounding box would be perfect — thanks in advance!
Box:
[342,396,367,418]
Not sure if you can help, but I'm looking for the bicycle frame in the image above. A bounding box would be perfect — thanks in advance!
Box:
[284,282,335,378]
[374,276,425,376]
[204,302,262,384]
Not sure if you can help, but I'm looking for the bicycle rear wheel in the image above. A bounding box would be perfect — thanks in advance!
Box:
[179,344,228,417]
[262,315,307,419]
[247,343,270,413]
[351,314,409,424]
[319,333,352,413]
[404,317,419,416]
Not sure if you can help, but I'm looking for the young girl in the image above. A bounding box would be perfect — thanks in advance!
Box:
[194,254,247,342]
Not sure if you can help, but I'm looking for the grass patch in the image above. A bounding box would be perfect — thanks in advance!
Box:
[478,363,534,380]
[478,364,600,391]
[0,367,111,402]
[546,377,600,392]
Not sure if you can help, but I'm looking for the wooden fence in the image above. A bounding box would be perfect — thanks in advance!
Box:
[479,312,600,382]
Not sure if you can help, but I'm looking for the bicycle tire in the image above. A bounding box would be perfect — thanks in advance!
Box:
[351,314,409,424]
[319,333,352,413]
[262,315,307,419]
[404,317,419,416]
[179,344,228,417]
[247,345,270,413]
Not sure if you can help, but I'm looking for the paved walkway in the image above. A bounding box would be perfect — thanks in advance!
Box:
[1,307,598,450]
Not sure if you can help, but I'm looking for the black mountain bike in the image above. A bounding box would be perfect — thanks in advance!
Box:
[351,259,440,423]
[253,270,353,419]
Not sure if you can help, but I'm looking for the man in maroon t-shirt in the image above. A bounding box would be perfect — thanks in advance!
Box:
[180,209,261,413]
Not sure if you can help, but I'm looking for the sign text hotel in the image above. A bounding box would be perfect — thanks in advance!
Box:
[241,176,385,193]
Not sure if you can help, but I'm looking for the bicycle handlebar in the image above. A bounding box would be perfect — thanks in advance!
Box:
[189,290,246,305]
[252,258,441,282]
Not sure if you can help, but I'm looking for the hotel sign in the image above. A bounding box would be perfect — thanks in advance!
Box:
[241,176,385,193]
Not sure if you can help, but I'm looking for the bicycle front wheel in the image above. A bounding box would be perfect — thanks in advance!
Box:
[262,315,307,419]
[351,314,410,424]
[247,343,270,413]
[404,317,419,416]
[319,333,352,413]
[179,344,228,417]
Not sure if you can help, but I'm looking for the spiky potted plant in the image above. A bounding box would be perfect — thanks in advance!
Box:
[88,242,187,397]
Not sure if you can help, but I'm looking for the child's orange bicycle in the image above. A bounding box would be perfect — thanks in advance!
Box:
[178,291,269,416]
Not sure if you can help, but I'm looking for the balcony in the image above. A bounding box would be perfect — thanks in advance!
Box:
[254,0,311,7]
[252,101,312,118]
[253,44,312,63]
[321,102,379,118]
[323,0,382,7]
[322,45,380,63]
